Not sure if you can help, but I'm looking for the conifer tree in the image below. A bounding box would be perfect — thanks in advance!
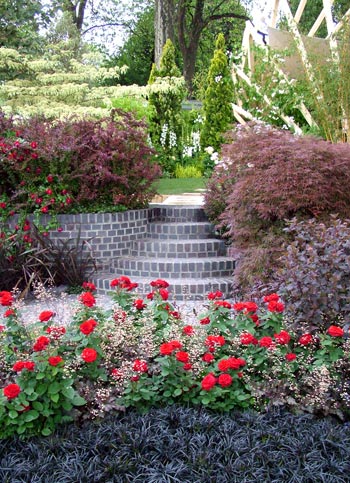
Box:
[201,33,234,151]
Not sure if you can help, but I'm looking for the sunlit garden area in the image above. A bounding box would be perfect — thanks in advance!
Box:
[1,0,350,481]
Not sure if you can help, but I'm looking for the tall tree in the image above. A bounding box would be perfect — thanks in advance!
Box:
[154,0,250,92]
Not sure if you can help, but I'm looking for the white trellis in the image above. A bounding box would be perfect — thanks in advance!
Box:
[232,0,350,141]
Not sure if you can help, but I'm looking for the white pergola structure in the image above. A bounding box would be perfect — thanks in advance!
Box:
[232,0,350,141]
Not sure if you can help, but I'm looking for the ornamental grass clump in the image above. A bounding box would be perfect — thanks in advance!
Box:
[1,278,350,439]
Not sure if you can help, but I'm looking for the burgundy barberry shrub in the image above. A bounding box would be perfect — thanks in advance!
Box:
[205,123,350,240]
[271,217,350,332]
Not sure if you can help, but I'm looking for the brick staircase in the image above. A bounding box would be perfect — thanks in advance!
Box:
[93,204,235,300]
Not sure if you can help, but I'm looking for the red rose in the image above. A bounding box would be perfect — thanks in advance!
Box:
[48,356,63,366]
[33,335,50,352]
[207,290,223,300]
[0,291,13,306]
[82,282,96,292]
[3,383,21,400]
[160,340,182,355]
[159,288,169,301]
[81,348,97,363]
[133,299,147,310]
[259,336,274,348]
[183,363,192,371]
[176,351,190,363]
[218,359,231,371]
[249,313,260,325]
[150,279,169,288]
[41,206,49,214]
[200,317,210,325]
[243,301,258,313]
[30,141,37,149]
[79,292,96,307]
[267,301,285,313]
[0,324,5,332]
[12,361,25,372]
[228,357,246,369]
[298,334,313,346]
[285,353,297,362]
[146,291,155,300]
[205,335,226,348]
[233,302,245,311]
[183,325,194,335]
[240,332,258,345]
[218,373,233,388]
[202,353,215,363]
[214,300,231,309]
[3,309,15,317]
[274,330,291,345]
[327,325,344,337]
[47,175,54,183]
[263,293,280,303]
[133,359,148,373]
[80,319,98,335]
[39,310,55,322]
[201,373,217,391]
[131,375,140,382]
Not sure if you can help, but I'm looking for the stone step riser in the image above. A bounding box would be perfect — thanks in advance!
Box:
[148,222,215,239]
[112,257,235,279]
[149,206,208,223]
[130,239,227,258]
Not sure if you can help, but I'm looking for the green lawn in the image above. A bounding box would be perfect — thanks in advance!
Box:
[153,177,206,195]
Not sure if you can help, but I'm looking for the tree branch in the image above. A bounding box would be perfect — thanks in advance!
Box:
[82,22,126,35]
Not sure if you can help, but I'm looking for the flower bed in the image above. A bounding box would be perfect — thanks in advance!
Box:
[1,279,349,439]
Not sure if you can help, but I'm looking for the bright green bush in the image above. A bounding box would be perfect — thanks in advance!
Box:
[200,33,234,151]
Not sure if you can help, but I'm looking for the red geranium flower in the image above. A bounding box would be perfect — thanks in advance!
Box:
[160,340,182,355]
[133,359,148,373]
[0,324,5,332]
[205,335,225,348]
[202,353,215,363]
[46,326,66,339]
[201,373,217,391]
[3,383,21,400]
[285,353,297,362]
[133,299,147,310]
[233,301,258,313]
[200,317,210,325]
[13,360,35,372]
[183,363,192,371]
[79,291,96,307]
[0,291,13,306]
[259,336,274,348]
[150,279,169,289]
[327,325,344,337]
[218,373,233,388]
[33,335,50,352]
[48,356,63,366]
[298,334,313,345]
[263,293,280,303]
[111,368,123,379]
[207,290,223,300]
[183,325,194,336]
[274,330,291,345]
[80,319,98,335]
[176,351,190,363]
[3,308,15,317]
[82,282,96,292]
[214,300,231,309]
[39,310,55,322]
[159,288,169,301]
[267,300,285,313]
[81,348,97,363]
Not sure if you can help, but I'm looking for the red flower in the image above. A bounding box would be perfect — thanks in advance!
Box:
[207,290,223,300]
[48,356,63,366]
[327,325,344,337]
[259,336,274,348]
[80,318,98,335]
[81,348,97,363]
[146,291,155,300]
[160,340,182,355]
[285,353,297,362]
[41,206,49,214]
[46,326,66,338]
[218,357,245,371]
[240,332,258,345]
[233,301,258,313]
[201,373,217,391]
[214,300,231,309]
[200,317,210,325]
[249,313,260,326]
[131,375,140,382]
[0,324,5,332]
[183,325,194,336]
[0,291,13,306]
[263,293,280,303]
[3,383,21,400]
[202,353,215,363]
[176,351,190,363]
[39,310,55,322]
[274,330,291,345]
[33,335,50,351]
[205,335,226,348]
[111,368,123,379]
[159,288,169,301]
[3,309,15,317]
[183,363,192,371]
[218,359,231,371]
[110,276,138,291]
[82,282,96,292]
[79,291,96,307]
[13,360,35,372]
[150,279,169,288]
[47,175,54,183]
[133,299,147,310]
[218,373,233,388]
[298,334,313,346]
[133,359,148,373]
[30,141,37,149]
[267,301,285,313]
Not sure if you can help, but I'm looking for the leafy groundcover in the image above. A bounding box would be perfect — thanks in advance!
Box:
[1,406,350,483]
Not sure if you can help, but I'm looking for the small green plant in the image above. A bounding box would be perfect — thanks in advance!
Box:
[174,164,202,178]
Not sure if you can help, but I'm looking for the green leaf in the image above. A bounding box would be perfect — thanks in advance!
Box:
[72,395,86,406]
[32,401,43,411]
[8,410,18,419]
[201,396,211,405]
[41,427,52,436]
[50,393,60,403]
[61,387,75,399]
[36,373,46,380]
[23,410,39,422]
[48,382,61,395]
[173,388,182,397]
[24,386,35,395]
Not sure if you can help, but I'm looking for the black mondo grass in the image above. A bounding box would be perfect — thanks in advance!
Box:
[1,407,350,483]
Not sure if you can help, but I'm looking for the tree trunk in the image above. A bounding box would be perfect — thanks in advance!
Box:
[154,0,175,67]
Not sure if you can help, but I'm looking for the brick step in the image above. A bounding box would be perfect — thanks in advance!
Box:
[130,238,227,258]
[149,205,208,223]
[111,256,235,279]
[148,221,215,239]
[93,273,234,301]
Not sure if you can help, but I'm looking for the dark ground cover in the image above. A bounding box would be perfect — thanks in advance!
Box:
[1,406,350,483]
